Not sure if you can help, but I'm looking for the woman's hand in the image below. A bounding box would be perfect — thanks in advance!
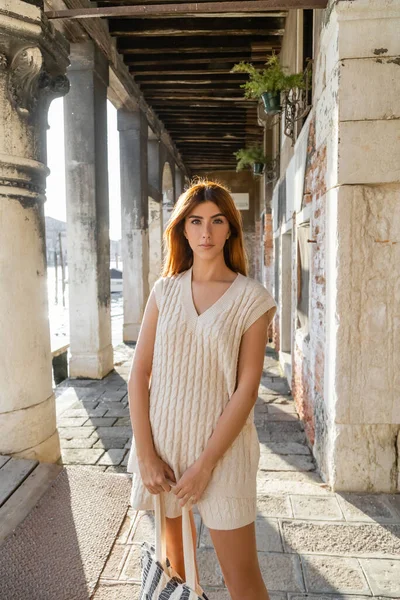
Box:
[138,454,177,495]
[171,459,213,508]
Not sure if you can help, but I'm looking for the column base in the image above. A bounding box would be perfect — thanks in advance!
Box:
[0,394,58,455]
[69,344,114,379]
[123,322,142,343]
[9,430,61,464]
[330,423,399,493]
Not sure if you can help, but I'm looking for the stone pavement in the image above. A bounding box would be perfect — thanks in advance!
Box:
[55,344,400,599]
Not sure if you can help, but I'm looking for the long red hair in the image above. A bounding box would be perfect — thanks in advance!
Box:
[161,178,249,277]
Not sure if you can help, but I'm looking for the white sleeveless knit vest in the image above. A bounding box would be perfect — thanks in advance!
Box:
[127,265,277,511]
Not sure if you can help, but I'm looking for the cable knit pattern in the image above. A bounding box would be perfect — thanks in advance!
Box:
[127,265,277,530]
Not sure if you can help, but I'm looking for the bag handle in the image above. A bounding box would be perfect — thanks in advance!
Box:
[154,490,198,592]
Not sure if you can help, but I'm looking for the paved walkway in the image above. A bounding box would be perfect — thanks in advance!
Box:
[56,345,400,599]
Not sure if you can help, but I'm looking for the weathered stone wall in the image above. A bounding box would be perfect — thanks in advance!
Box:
[273,0,400,491]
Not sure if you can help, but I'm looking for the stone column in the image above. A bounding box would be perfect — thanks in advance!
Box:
[117,108,149,342]
[147,136,162,289]
[0,0,69,461]
[314,0,400,491]
[175,167,183,201]
[148,135,161,196]
[64,42,113,378]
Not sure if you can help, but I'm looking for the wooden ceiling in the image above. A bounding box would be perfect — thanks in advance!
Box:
[101,1,287,172]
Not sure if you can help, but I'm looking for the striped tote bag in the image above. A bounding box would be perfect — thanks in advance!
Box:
[139,490,210,599]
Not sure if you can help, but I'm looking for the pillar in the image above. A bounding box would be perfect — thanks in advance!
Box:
[117,108,149,342]
[315,0,400,491]
[64,41,113,378]
[148,135,161,195]
[175,167,183,201]
[147,136,162,289]
[0,0,69,461]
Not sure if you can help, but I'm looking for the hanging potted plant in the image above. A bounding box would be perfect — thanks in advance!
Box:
[234,145,269,176]
[231,53,306,114]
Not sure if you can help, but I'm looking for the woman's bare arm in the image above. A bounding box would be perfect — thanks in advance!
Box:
[127,289,159,464]
[195,305,277,472]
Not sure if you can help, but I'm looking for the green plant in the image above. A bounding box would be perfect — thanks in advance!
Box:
[231,53,306,99]
[234,145,268,172]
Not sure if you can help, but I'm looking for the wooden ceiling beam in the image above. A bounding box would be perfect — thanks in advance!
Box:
[138,80,247,85]
[111,28,284,37]
[46,1,327,21]
[128,55,268,65]
[131,68,260,75]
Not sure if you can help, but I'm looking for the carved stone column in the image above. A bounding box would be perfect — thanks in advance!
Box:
[0,0,69,461]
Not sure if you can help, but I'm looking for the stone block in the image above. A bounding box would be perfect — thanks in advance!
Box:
[84,417,118,427]
[128,511,155,544]
[337,493,400,523]
[92,583,140,600]
[59,426,97,439]
[255,518,283,552]
[57,417,88,427]
[281,520,400,557]
[114,417,132,427]
[61,438,96,449]
[115,513,135,545]
[97,449,127,466]
[257,552,304,592]
[340,57,400,122]
[259,379,291,396]
[95,427,132,438]
[256,494,293,518]
[101,544,129,580]
[70,401,101,411]
[339,120,400,185]
[265,411,299,422]
[290,496,344,521]
[332,424,397,492]
[258,422,306,444]
[106,466,127,474]
[360,557,400,598]
[100,390,128,402]
[99,406,130,417]
[300,555,370,595]
[93,437,129,450]
[258,472,331,497]
[259,453,315,472]
[387,494,400,520]
[339,11,400,60]
[268,404,297,414]
[260,442,311,456]
[62,408,107,418]
[121,544,142,581]
[197,548,224,587]
[61,448,105,465]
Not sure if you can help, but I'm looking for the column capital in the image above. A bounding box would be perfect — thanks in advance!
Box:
[117,107,148,133]
[0,1,70,121]
[68,41,109,88]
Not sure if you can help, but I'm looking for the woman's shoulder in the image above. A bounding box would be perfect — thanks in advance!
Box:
[152,270,186,307]
[242,275,277,309]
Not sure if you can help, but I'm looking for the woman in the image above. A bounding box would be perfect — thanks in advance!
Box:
[127,179,277,600]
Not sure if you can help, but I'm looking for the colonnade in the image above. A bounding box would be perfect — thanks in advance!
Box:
[0,2,186,462]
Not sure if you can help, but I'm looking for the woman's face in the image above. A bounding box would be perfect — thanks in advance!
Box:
[183,201,231,259]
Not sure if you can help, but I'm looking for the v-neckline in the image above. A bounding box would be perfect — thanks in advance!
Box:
[181,265,245,327]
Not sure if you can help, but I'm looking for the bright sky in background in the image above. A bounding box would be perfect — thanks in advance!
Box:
[46,98,122,241]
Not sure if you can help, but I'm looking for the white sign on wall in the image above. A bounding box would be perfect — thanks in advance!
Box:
[231,193,249,210]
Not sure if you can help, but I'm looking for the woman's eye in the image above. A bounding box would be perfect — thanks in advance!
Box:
[190,219,224,225]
